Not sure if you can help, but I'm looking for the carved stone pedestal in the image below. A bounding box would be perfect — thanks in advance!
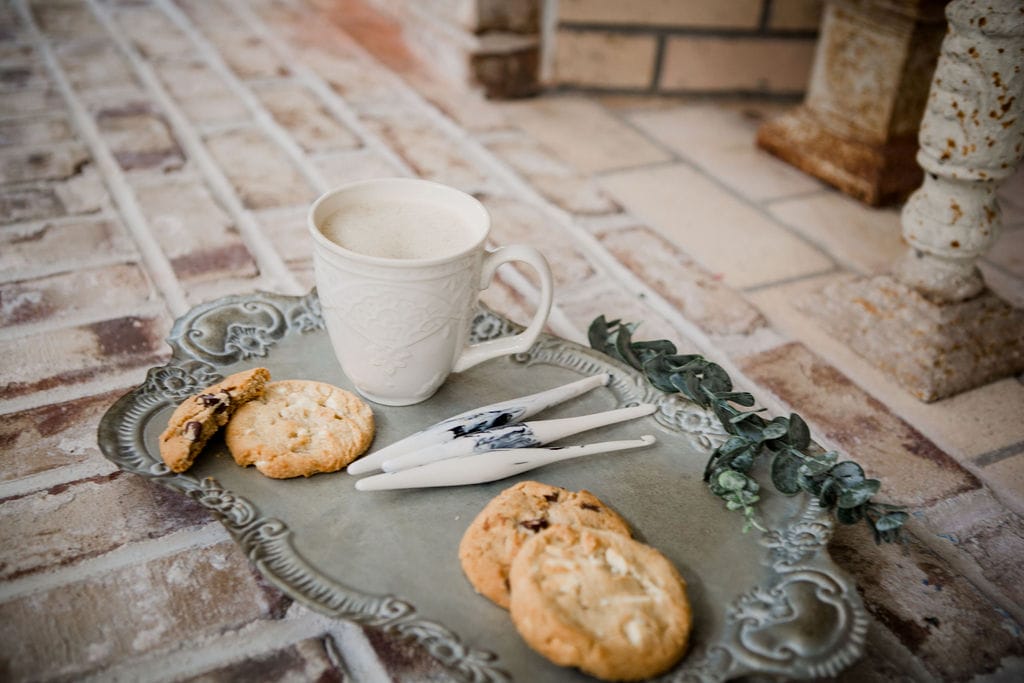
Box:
[757,0,947,206]
[802,0,1024,401]
[802,276,1024,401]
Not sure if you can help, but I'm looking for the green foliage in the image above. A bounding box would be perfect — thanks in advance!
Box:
[588,316,906,543]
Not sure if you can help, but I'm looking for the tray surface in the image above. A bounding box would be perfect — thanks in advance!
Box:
[98,291,867,682]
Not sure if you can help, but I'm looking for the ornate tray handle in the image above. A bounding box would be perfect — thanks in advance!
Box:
[97,291,867,682]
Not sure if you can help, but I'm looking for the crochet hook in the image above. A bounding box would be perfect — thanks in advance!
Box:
[355,436,656,491]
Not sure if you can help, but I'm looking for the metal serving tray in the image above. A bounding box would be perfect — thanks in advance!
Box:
[97,291,867,682]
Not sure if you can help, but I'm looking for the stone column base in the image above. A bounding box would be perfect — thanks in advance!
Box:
[756,107,922,207]
[800,275,1024,402]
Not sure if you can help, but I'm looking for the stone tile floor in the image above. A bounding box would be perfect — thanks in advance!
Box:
[1,0,1023,680]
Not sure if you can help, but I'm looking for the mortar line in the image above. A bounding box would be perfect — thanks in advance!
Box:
[739,265,844,294]
[0,137,88,156]
[760,186,832,206]
[974,441,1024,467]
[87,0,303,298]
[0,247,140,284]
[0,522,229,602]
[0,299,169,343]
[556,22,818,40]
[84,608,386,683]
[12,0,190,317]
[0,460,118,501]
[221,0,415,178]
[548,83,804,102]
[0,210,119,233]
[0,369,158,417]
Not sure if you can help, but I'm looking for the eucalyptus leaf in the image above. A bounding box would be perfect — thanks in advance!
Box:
[587,316,614,354]
[798,457,834,477]
[633,339,677,356]
[736,489,760,506]
[729,447,755,473]
[614,323,642,369]
[718,436,753,457]
[818,478,838,507]
[643,359,679,393]
[729,409,767,425]
[829,461,866,489]
[701,363,732,394]
[734,412,768,441]
[771,451,803,495]
[838,479,881,508]
[797,472,824,496]
[788,413,811,450]
[761,417,789,440]
[874,511,908,531]
[707,470,728,495]
[665,354,702,370]
[717,470,747,492]
[714,391,756,407]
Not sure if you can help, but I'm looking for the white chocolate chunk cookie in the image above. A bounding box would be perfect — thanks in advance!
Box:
[509,524,691,681]
[225,379,374,479]
[159,367,270,473]
[458,481,631,609]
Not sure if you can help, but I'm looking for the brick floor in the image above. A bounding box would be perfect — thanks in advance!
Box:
[1,0,1022,680]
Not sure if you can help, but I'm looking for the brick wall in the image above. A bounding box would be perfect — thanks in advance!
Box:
[550,0,822,96]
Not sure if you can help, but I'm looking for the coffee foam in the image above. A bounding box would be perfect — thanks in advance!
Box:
[322,198,476,260]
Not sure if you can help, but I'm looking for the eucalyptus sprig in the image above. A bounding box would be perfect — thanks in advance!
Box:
[588,316,907,543]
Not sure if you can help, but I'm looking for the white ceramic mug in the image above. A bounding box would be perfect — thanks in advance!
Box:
[309,178,554,406]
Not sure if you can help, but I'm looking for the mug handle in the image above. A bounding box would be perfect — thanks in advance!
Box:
[452,245,554,372]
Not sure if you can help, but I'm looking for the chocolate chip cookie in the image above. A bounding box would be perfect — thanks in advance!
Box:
[159,367,271,473]
[225,379,374,479]
[458,481,631,609]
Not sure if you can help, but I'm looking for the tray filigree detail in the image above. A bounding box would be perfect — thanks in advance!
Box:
[98,292,866,682]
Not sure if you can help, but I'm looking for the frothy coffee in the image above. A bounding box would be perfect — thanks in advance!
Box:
[322,198,475,260]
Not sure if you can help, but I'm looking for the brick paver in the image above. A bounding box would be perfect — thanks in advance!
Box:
[1,0,1022,680]
[599,162,836,288]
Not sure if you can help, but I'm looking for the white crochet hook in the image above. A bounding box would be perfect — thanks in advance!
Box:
[355,435,656,491]
[347,373,611,475]
[380,403,657,473]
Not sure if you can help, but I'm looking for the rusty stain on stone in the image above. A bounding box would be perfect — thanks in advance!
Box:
[853,297,880,315]
[950,200,963,223]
